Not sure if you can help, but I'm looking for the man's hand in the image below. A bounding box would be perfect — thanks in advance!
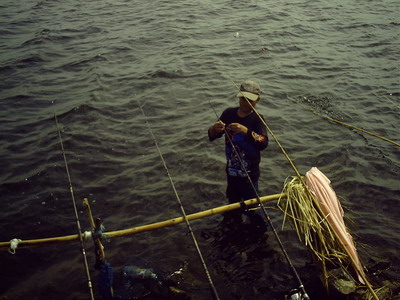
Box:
[208,120,226,141]
[211,120,225,134]
[227,123,248,135]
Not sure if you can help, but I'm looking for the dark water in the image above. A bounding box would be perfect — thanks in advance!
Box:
[0,0,399,299]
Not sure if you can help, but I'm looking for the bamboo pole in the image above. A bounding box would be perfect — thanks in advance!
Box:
[324,115,400,148]
[0,193,285,251]
[83,198,114,298]
[83,198,106,264]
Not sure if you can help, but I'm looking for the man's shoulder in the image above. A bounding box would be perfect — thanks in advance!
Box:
[246,110,265,122]
[247,112,266,132]
[253,112,265,121]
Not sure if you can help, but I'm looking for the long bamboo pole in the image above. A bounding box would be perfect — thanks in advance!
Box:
[0,193,285,251]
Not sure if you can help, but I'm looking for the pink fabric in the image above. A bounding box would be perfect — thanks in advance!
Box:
[306,167,365,283]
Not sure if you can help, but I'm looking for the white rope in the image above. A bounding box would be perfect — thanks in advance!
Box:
[82,231,93,243]
[8,238,22,254]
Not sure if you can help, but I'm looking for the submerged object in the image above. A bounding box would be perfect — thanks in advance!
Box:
[111,265,189,300]
[123,266,158,280]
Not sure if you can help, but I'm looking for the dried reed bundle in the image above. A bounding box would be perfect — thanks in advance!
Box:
[279,176,348,288]
[277,169,379,299]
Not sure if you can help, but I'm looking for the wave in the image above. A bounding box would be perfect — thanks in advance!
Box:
[64,53,107,70]
[143,69,186,79]
[0,53,45,72]
[53,102,100,120]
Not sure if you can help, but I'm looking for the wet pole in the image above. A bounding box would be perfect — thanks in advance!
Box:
[53,102,95,300]
[83,198,114,299]
[137,100,221,300]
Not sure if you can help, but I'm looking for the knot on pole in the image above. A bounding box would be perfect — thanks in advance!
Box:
[8,238,22,254]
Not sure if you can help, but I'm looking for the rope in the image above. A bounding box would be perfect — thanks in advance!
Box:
[8,238,22,254]
[137,100,221,300]
[289,95,400,147]
[208,89,310,300]
[53,102,95,300]
[325,117,399,147]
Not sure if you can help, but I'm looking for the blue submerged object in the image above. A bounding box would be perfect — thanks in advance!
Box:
[123,266,158,281]
[98,263,189,300]
[98,263,114,300]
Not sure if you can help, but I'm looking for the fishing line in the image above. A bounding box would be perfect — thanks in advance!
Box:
[288,95,400,148]
[207,89,310,300]
[52,102,95,300]
[137,100,221,300]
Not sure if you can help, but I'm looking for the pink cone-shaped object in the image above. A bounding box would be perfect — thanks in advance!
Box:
[306,167,365,284]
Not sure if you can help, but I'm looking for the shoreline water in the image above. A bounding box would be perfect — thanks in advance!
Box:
[1,0,399,299]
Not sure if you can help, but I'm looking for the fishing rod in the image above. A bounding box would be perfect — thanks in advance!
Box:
[52,102,95,300]
[208,95,310,300]
[137,100,221,300]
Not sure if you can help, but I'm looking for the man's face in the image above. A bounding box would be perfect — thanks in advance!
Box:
[239,96,258,111]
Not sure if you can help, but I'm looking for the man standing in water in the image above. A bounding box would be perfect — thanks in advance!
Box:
[208,80,268,232]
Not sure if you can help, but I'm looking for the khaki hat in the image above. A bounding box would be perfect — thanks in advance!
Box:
[236,80,261,101]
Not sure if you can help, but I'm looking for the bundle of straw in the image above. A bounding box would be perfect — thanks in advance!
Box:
[280,177,345,259]
[278,167,378,299]
[278,175,346,288]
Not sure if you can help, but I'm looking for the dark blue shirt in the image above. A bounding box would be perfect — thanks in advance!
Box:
[218,107,268,180]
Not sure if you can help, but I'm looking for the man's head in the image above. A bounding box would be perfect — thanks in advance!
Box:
[236,80,261,101]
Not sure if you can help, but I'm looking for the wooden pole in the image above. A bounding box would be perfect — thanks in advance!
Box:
[83,198,114,298]
[0,193,285,251]
[83,198,106,266]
